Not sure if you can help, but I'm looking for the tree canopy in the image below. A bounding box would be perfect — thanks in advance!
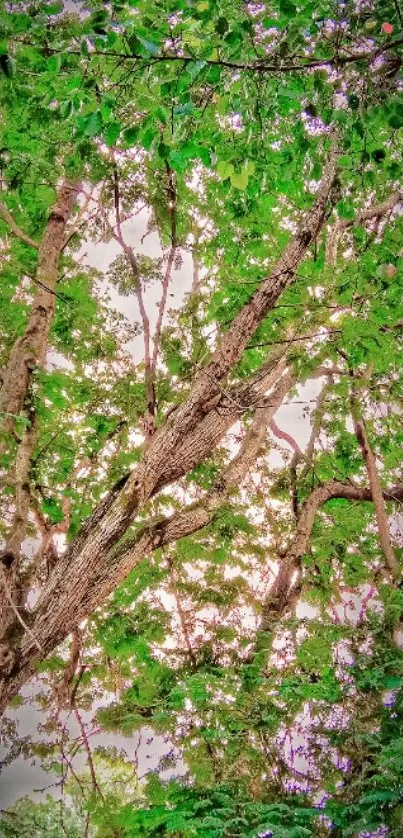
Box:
[0,0,403,835]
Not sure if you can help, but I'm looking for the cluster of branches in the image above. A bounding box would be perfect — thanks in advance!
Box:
[0,123,402,721]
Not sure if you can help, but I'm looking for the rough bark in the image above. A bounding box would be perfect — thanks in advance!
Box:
[27,349,291,631]
[0,371,291,708]
[0,182,80,660]
[0,409,37,640]
[0,181,80,455]
[23,139,338,639]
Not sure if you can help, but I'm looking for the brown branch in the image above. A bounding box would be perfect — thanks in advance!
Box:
[0,406,37,642]
[58,34,403,74]
[0,145,339,709]
[167,555,197,667]
[269,419,302,455]
[61,189,95,252]
[0,199,39,249]
[72,704,103,798]
[261,480,403,631]
[151,165,178,373]
[0,567,42,652]
[326,190,402,265]
[57,628,82,709]
[0,182,80,456]
[351,390,400,581]
[289,373,337,519]
[2,368,292,704]
[112,167,155,431]
[81,370,295,606]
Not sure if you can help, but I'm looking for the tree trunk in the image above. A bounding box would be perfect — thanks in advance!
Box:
[0,181,80,456]
[0,181,80,669]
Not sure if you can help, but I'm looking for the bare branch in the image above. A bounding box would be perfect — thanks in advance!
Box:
[261,480,403,630]
[72,705,103,798]
[57,33,403,75]
[269,419,302,455]
[351,389,400,581]
[151,165,178,373]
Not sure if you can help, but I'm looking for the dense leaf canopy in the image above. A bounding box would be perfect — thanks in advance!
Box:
[0,1,403,835]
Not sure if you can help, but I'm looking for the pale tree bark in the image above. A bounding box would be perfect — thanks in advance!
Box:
[351,391,400,581]
[261,481,403,631]
[0,140,339,711]
[0,181,80,655]
[0,181,80,453]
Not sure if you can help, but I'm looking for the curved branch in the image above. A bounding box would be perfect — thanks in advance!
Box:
[269,418,302,455]
[0,199,39,249]
[261,480,403,630]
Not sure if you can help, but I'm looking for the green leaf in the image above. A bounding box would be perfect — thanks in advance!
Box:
[60,100,73,119]
[130,34,160,56]
[230,169,249,189]
[104,121,121,147]
[44,1,63,14]
[216,17,229,35]
[47,53,61,73]
[217,161,234,180]
[123,126,140,145]
[389,113,403,129]
[141,126,156,150]
[83,110,103,136]
[41,497,64,524]
[279,0,297,17]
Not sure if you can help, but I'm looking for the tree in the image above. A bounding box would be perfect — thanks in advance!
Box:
[0,1,403,835]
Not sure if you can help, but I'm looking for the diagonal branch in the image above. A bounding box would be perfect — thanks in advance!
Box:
[0,199,39,250]
[0,181,80,454]
[326,190,402,265]
[269,419,302,455]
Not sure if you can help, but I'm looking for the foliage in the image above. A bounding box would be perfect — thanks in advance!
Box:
[0,1,403,836]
